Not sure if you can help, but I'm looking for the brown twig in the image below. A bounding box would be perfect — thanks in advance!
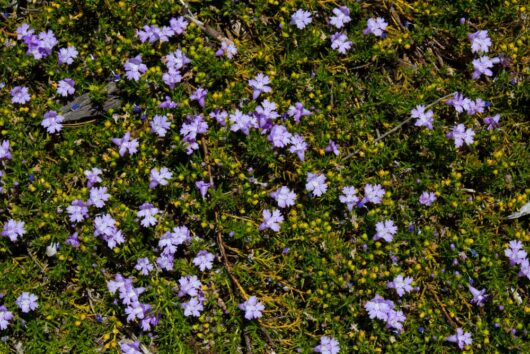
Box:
[341,92,457,161]
[179,0,233,45]
[427,285,462,328]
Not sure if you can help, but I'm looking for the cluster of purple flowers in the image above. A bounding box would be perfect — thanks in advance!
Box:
[180,114,208,154]
[157,226,192,271]
[137,203,159,228]
[41,110,65,134]
[1,219,26,242]
[136,16,188,43]
[107,274,158,331]
[179,275,204,317]
[467,30,499,79]
[313,335,340,354]
[112,132,139,156]
[0,292,39,330]
[364,294,406,331]
[16,23,57,60]
[124,55,148,81]
[93,213,125,249]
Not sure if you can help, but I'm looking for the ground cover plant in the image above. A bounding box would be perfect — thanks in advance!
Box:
[0,0,530,352]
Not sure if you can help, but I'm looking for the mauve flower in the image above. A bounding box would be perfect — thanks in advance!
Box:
[150,115,171,137]
[411,105,434,130]
[120,341,142,354]
[248,73,271,100]
[330,6,351,29]
[11,86,30,104]
[0,140,12,160]
[0,305,13,330]
[57,78,75,97]
[84,167,103,188]
[190,87,207,108]
[483,114,500,130]
[364,17,388,37]
[504,240,527,265]
[364,294,394,321]
[1,219,26,242]
[41,110,64,134]
[89,186,110,208]
[169,16,188,35]
[339,186,359,211]
[361,183,385,205]
[149,167,172,189]
[165,49,191,71]
[446,124,475,148]
[446,328,472,350]
[468,284,487,306]
[216,41,237,59]
[325,140,340,156]
[330,32,352,54]
[137,203,159,227]
[269,125,292,148]
[239,296,264,320]
[468,30,491,54]
[58,46,78,65]
[287,102,311,122]
[159,96,178,109]
[230,110,257,135]
[124,55,147,81]
[291,9,312,29]
[162,69,182,89]
[388,275,414,297]
[374,220,397,242]
[182,297,203,317]
[210,109,228,126]
[178,275,202,297]
[306,172,328,197]
[419,191,437,206]
[288,134,307,161]
[270,186,296,208]
[112,132,139,156]
[314,335,340,354]
[259,209,284,232]
[193,250,215,271]
[16,292,38,313]
[472,56,500,79]
[16,23,33,40]
[196,180,213,198]
[67,199,89,223]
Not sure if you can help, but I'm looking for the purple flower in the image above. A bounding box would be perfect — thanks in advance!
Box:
[156,254,174,271]
[469,30,491,54]
[11,86,30,104]
[89,186,110,208]
[159,96,178,109]
[259,209,284,232]
[178,275,202,297]
[65,232,80,248]
[182,297,204,317]
[210,109,228,126]
[1,219,26,242]
[330,6,351,29]
[159,226,191,255]
[374,220,397,242]
[504,240,527,265]
[180,114,208,154]
[94,214,125,249]
[445,92,470,113]
[16,292,38,313]
[519,259,530,279]
[190,87,207,108]
[339,186,359,211]
[0,140,12,160]
[0,305,13,330]
[239,296,264,320]
[16,23,34,40]
[216,40,237,59]
[419,191,437,206]
[149,167,172,189]
[411,105,434,130]
[67,199,89,223]
[467,98,487,115]
[270,186,296,208]
[124,55,147,81]
[330,32,352,54]
[230,110,257,135]
[84,167,103,188]
[446,328,472,350]
[57,78,75,97]
[41,110,64,134]
[193,250,215,271]
[289,134,308,161]
[483,114,500,130]
[386,309,406,331]
[361,183,385,205]
[306,172,328,197]
[325,140,340,156]
[162,69,182,89]
[58,46,78,65]
[388,275,414,297]
[125,302,151,322]
[365,294,394,321]
[468,285,487,306]
[248,73,271,100]
[137,203,159,227]
[120,341,142,354]
[169,16,188,35]
[165,49,191,71]
[364,17,388,37]
[291,9,312,29]
[255,99,280,130]
[314,335,340,354]
[150,115,171,137]
[112,132,139,156]
[472,56,500,79]
[195,180,213,198]
[135,257,154,275]
[446,124,475,148]
[269,125,292,148]
[287,102,311,122]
